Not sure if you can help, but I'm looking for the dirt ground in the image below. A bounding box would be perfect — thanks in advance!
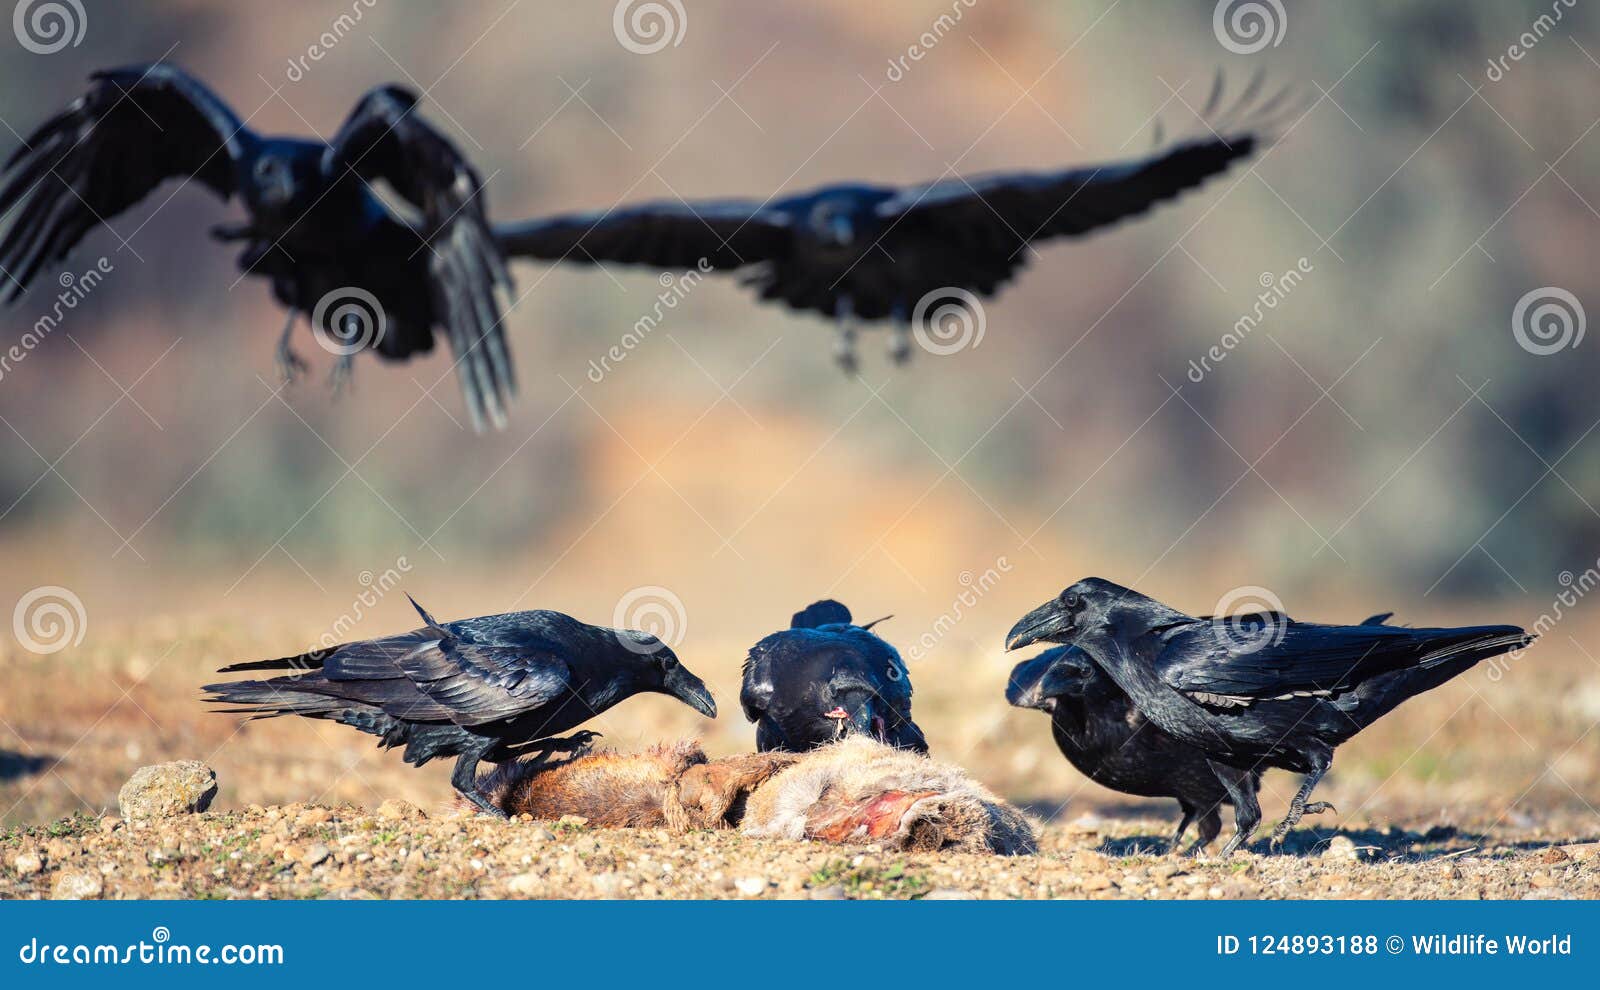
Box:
[3,800,1597,900]
[2,603,1598,900]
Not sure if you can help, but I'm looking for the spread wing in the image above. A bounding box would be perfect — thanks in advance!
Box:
[0,63,249,302]
[873,77,1285,259]
[495,199,791,271]
[1159,619,1529,707]
[326,86,515,432]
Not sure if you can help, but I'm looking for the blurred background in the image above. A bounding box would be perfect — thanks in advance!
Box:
[1,0,1597,836]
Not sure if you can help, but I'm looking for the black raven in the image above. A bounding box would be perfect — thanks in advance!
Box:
[740,599,928,753]
[498,77,1289,371]
[0,64,516,430]
[1006,578,1532,853]
[1006,612,1394,855]
[204,595,717,815]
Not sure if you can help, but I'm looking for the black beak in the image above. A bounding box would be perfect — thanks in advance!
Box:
[664,665,718,719]
[1006,600,1072,651]
[1005,654,1053,710]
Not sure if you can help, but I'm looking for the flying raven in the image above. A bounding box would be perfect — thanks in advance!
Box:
[498,76,1290,371]
[1007,611,1394,855]
[204,594,717,815]
[1006,578,1532,853]
[741,599,928,753]
[0,64,516,430]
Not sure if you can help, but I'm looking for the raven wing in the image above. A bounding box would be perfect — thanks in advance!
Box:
[739,637,779,723]
[495,199,792,271]
[873,131,1257,255]
[326,86,515,432]
[1159,619,1529,705]
[0,63,250,302]
[316,625,572,727]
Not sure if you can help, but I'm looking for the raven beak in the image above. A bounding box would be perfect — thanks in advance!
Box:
[1005,654,1052,710]
[664,665,718,719]
[1006,601,1072,651]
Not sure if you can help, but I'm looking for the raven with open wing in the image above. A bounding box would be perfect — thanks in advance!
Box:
[1007,578,1531,853]
[498,76,1292,371]
[204,595,717,815]
[0,64,516,430]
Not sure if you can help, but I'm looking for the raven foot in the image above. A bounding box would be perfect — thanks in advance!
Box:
[275,311,306,385]
[887,327,912,365]
[456,788,509,818]
[832,329,859,375]
[328,354,354,396]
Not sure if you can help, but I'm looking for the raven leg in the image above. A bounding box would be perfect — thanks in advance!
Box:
[1188,806,1223,856]
[887,300,912,365]
[1209,760,1261,856]
[1169,802,1196,854]
[832,295,859,375]
[328,353,354,396]
[275,310,307,384]
[451,748,507,818]
[1271,756,1333,849]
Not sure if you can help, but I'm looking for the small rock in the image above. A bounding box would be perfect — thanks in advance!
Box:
[1322,836,1359,862]
[809,884,847,900]
[734,876,767,897]
[299,843,332,868]
[557,815,589,829]
[1071,850,1108,872]
[12,851,43,877]
[1539,847,1570,865]
[591,872,626,896]
[99,816,121,835]
[921,888,971,900]
[377,799,423,821]
[117,760,217,821]
[44,838,74,862]
[1081,874,1114,892]
[504,873,540,896]
[51,870,103,900]
[1148,863,1184,881]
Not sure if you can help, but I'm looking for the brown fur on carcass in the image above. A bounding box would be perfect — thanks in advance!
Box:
[472,737,1036,855]
[466,741,707,827]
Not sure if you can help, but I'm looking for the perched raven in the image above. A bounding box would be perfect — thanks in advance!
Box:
[1006,578,1532,853]
[0,64,516,430]
[740,600,928,753]
[1007,612,1394,855]
[498,76,1290,371]
[204,595,717,815]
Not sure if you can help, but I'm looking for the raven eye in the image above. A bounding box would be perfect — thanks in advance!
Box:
[1061,590,1080,609]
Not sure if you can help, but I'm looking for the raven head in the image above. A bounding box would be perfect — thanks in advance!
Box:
[807,197,860,247]
[252,153,298,208]
[1005,646,1095,713]
[617,631,718,720]
[1005,577,1129,651]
